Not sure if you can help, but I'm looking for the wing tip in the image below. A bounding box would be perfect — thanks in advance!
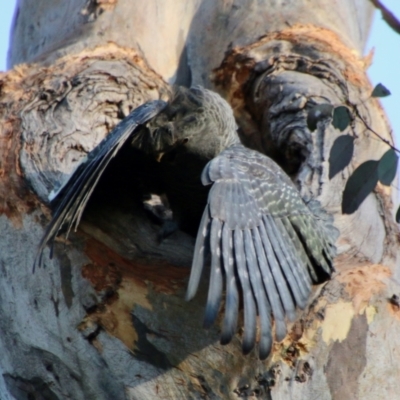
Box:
[258,340,272,360]
[275,321,287,342]
[242,338,256,356]
[185,285,197,302]
[203,307,219,329]
[220,331,234,346]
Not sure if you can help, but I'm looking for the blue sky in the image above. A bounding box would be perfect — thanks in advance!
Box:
[0,1,399,144]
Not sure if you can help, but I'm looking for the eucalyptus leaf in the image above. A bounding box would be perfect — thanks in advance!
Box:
[329,135,355,179]
[378,148,398,186]
[332,106,351,132]
[342,160,379,214]
[371,83,391,98]
[307,104,333,132]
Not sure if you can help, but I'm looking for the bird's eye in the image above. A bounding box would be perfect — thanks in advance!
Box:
[183,115,197,124]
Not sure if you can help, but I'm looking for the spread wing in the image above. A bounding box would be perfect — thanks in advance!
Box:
[34,100,167,270]
[186,143,335,359]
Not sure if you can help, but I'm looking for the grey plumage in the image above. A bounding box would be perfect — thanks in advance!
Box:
[190,141,336,358]
[35,85,336,359]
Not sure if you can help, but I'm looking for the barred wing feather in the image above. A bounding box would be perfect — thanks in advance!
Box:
[187,143,334,359]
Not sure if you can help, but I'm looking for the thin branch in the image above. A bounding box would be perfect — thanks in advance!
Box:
[354,106,400,153]
[370,0,400,35]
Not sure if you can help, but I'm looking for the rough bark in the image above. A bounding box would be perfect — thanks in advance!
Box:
[1,1,399,399]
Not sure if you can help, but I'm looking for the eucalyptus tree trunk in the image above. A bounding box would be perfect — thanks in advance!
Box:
[1,1,399,399]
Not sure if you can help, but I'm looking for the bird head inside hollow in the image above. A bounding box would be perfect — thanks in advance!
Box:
[145,86,240,160]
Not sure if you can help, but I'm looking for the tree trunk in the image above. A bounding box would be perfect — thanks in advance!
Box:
[1,1,399,399]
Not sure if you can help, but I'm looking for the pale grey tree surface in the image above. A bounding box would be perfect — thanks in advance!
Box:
[1,0,399,399]
[34,85,337,363]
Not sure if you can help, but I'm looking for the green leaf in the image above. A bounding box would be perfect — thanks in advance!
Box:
[342,160,379,214]
[371,83,391,98]
[307,104,333,132]
[378,148,398,185]
[396,206,400,223]
[329,135,355,179]
[332,106,351,132]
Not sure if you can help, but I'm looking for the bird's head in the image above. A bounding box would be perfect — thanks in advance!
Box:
[148,86,239,160]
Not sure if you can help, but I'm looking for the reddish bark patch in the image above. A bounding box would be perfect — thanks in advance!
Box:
[80,237,190,350]
[82,262,122,294]
[0,68,40,226]
[84,237,189,295]
[336,264,391,313]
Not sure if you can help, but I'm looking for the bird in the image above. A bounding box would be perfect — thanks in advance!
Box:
[34,85,336,360]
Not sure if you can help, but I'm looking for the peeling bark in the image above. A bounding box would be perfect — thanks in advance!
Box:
[214,24,398,268]
[1,1,400,399]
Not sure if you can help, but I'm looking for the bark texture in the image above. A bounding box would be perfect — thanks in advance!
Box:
[1,1,399,399]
